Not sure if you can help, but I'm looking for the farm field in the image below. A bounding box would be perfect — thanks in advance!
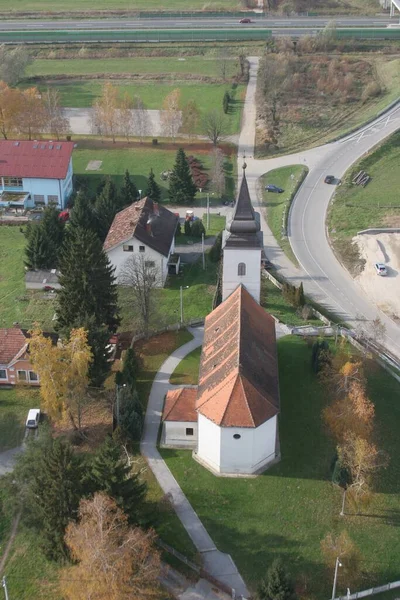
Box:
[161,336,400,598]
[328,131,400,274]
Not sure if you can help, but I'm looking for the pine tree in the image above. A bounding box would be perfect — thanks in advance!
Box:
[83,317,113,388]
[121,347,139,388]
[191,219,206,237]
[25,224,50,269]
[145,168,161,203]
[168,148,197,205]
[209,231,223,263]
[95,177,119,241]
[298,282,305,307]
[223,91,230,114]
[69,191,97,234]
[119,169,138,209]
[257,559,297,600]
[184,219,191,236]
[29,436,84,561]
[89,435,146,524]
[24,206,64,269]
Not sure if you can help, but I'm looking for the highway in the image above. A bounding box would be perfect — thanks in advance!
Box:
[0,16,394,31]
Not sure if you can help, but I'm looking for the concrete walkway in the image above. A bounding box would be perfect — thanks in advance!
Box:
[140,326,249,599]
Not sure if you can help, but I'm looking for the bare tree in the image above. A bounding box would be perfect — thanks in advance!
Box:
[0,81,21,139]
[202,110,227,147]
[43,88,69,140]
[118,91,135,142]
[217,48,230,81]
[119,254,161,337]
[160,88,181,140]
[181,99,200,140]
[91,82,119,142]
[210,147,225,197]
[0,45,32,86]
[133,95,151,142]
[18,87,47,140]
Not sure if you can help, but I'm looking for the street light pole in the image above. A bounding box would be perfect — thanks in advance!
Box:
[180,286,183,324]
[2,576,9,600]
[207,193,210,231]
[202,233,205,270]
[340,488,346,516]
[332,557,342,600]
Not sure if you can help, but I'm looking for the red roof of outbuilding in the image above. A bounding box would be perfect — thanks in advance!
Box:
[0,328,28,365]
[0,140,74,180]
[162,388,198,422]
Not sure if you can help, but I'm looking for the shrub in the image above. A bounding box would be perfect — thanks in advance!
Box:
[209,231,223,263]
[184,220,191,236]
[223,91,230,114]
[191,219,206,237]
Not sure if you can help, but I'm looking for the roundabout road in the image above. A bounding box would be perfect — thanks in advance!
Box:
[238,57,400,360]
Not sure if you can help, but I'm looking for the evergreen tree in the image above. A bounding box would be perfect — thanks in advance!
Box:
[184,219,191,236]
[25,435,83,561]
[24,206,64,269]
[121,347,139,388]
[68,191,97,235]
[257,559,297,600]
[298,282,305,307]
[145,168,161,203]
[89,435,146,524]
[223,91,230,114]
[117,386,144,443]
[191,219,206,237]
[95,177,119,241]
[119,169,138,209]
[209,230,223,263]
[83,316,113,388]
[168,148,197,205]
[25,224,50,269]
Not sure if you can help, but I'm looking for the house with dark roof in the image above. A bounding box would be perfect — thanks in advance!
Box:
[0,328,58,387]
[0,140,74,210]
[104,197,179,286]
[161,164,280,475]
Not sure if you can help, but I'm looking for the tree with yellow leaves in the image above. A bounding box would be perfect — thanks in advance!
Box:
[161,88,181,140]
[28,327,92,429]
[321,530,361,590]
[91,82,120,142]
[61,492,161,600]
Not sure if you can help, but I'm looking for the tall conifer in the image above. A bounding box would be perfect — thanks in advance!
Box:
[119,169,138,209]
[168,148,197,205]
[95,177,119,241]
[145,168,161,203]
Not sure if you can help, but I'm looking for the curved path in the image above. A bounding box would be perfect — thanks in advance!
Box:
[140,326,249,599]
[240,57,400,360]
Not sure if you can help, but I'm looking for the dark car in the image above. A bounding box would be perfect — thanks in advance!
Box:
[324,175,335,184]
[239,18,252,23]
[265,184,284,193]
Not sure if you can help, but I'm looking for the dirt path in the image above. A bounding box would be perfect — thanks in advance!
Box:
[0,511,21,577]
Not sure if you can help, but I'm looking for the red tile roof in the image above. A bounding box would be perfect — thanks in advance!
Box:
[103,197,178,257]
[0,328,28,365]
[196,285,280,428]
[163,388,198,422]
[0,140,74,180]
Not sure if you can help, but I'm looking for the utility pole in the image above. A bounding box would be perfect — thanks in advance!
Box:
[332,557,342,600]
[2,576,9,600]
[206,193,210,231]
[340,488,346,517]
[115,384,120,427]
[180,285,184,324]
[202,233,205,270]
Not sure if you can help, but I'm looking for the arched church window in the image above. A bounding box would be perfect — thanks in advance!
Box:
[238,263,246,277]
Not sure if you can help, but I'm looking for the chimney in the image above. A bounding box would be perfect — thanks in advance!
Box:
[153,202,159,217]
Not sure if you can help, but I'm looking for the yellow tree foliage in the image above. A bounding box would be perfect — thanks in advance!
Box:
[60,493,161,600]
[0,81,22,139]
[338,434,388,500]
[92,82,119,142]
[320,530,361,585]
[161,88,181,139]
[19,87,47,140]
[28,327,92,428]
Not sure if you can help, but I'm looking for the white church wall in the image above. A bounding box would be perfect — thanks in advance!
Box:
[222,247,261,303]
[219,416,277,474]
[197,414,221,470]
[162,421,197,448]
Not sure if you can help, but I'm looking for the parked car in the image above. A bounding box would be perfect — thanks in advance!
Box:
[324,175,335,184]
[239,17,252,23]
[374,263,387,276]
[26,408,41,429]
[265,184,284,193]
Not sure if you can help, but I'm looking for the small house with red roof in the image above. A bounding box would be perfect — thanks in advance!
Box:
[0,140,74,211]
[104,197,179,285]
[0,328,58,387]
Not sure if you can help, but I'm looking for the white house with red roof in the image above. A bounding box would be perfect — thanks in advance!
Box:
[0,140,74,210]
[104,197,179,285]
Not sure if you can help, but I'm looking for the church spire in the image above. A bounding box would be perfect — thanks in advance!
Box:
[227,159,259,235]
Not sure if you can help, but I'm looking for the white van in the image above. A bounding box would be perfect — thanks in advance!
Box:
[26,409,41,429]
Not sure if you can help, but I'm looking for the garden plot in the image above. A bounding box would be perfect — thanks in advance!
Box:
[354,232,400,318]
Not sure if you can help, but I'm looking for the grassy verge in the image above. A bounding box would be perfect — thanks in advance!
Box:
[169,347,201,385]
[119,257,218,333]
[327,131,400,274]
[261,165,308,265]
[176,214,226,245]
[160,336,400,598]
[0,0,238,11]
[73,144,235,202]
[261,277,323,327]
[0,227,56,330]
[0,388,41,452]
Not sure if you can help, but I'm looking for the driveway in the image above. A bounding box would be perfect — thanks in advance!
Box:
[0,445,24,476]
[239,57,400,360]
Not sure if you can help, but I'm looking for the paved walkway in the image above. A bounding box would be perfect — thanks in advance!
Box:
[140,326,249,598]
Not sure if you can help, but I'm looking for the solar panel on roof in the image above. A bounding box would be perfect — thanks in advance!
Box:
[14,141,19,146]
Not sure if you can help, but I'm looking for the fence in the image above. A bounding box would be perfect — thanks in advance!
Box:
[335,579,400,600]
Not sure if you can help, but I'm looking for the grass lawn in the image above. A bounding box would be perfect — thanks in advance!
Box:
[161,336,400,598]
[261,277,323,327]
[73,144,235,202]
[28,79,245,136]
[119,257,218,333]
[0,0,239,11]
[327,131,400,273]
[177,214,226,245]
[27,56,239,79]
[169,347,201,385]
[0,388,41,452]
[261,165,308,265]
[0,227,56,330]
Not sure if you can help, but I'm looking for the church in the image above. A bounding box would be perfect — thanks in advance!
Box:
[161,164,281,476]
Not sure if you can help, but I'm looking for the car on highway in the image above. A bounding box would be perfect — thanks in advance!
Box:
[239,18,252,23]
[265,184,284,193]
[324,175,335,184]
[374,263,387,276]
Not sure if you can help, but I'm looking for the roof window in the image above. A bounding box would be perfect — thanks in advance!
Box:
[14,141,19,146]
[56,145,61,150]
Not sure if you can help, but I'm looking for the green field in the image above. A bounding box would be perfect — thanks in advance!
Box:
[0,388,41,451]
[169,346,201,385]
[328,131,400,273]
[0,0,239,11]
[73,145,235,201]
[261,165,307,264]
[0,227,56,330]
[161,336,400,598]
[261,277,323,327]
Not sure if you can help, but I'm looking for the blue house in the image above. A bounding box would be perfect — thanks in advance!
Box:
[0,140,74,210]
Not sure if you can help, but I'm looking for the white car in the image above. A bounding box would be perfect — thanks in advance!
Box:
[374,263,387,276]
[26,408,41,429]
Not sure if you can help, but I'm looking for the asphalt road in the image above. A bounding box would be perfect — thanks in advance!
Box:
[0,16,394,31]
